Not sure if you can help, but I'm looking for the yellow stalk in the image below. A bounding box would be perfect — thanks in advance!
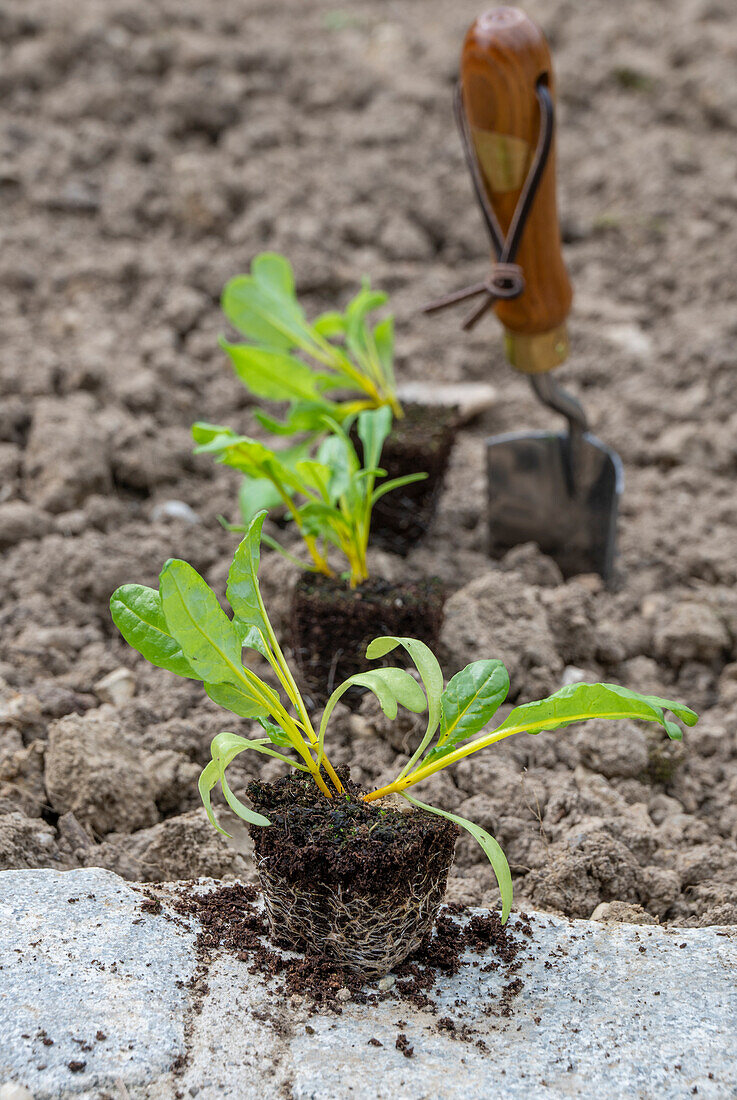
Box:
[387,393,403,418]
[365,707,660,805]
[253,590,344,797]
[304,536,334,577]
[266,474,334,578]
[362,725,529,803]
[329,349,383,406]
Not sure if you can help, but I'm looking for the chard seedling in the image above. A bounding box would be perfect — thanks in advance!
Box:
[192,406,424,588]
[111,512,698,924]
[220,251,402,431]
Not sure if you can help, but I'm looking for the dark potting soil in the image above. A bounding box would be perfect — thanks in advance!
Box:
[290,573,445,707]
[152,770,532,1032]
[161,880,532,1021]
[356,403,458,556]
[246,767,458,896]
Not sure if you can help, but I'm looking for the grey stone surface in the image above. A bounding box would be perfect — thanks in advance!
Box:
[1,868,736,1099]
[0,869,194,1099]
[395,380,497,424]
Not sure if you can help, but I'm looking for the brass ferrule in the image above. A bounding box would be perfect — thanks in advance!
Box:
[503,323,569,374]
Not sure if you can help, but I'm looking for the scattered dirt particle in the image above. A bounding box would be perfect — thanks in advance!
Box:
[395,1032,414,1058]
[139,892,163,915]
[156,877,531,1038]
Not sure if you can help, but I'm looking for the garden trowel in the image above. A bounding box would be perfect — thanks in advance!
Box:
[426,8,623,581]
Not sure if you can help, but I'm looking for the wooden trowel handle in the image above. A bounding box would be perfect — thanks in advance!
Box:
[461,8,572,372]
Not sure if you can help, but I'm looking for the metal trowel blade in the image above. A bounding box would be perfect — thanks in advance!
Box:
[486,429,624,581]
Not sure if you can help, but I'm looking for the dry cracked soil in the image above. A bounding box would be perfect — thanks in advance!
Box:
[1,0,737,929]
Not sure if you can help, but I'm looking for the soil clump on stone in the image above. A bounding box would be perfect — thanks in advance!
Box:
[160,880,532,1026]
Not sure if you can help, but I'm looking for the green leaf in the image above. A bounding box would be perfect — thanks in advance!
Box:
[357,405,393,470]
[199,732,272,836]
[199,433,311,503]
[226,511,270,634]
[254,401,336,436]
[195,426,317,506]
[191,421,238,448]
[221,254,314,350]
[219,342,331,404]
[371,472,427,504]
[492,682,698,743]
[297,499,347,527]
[238,475,285,521]
[257,717,293,748]
[318,667,427,762]
[313,310,346,338]
[294,459,332,501]
[110,584,199,680]
[403,795,512,924]
[362,667,427,717]
[159,560,244,685]
[316,432,357,498]
[373,316,396,389]
[204,680,269,719]
[344,283,388,345]
[239,624,270,657]
[251,252,295,298]
[342,283,390,388]
[198,759,225,834]
[438,659,510,747]
[194,429,275,478]
[365,636,443,741]
[235,438,314,521]
[270,436,316,470]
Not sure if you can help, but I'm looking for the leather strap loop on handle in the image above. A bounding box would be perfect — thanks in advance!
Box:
[461,8,572,371]
[424,80,552,332]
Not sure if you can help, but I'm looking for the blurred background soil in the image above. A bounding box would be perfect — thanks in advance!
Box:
[1,0,737,925]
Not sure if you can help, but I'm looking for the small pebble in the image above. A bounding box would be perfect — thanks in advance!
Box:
[94,668,136,707]
[150,500,200,524]
[561,666,589,686]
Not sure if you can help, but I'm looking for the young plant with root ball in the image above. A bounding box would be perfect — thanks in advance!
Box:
[110,512,697,925]
[219,251,402,429]
[192,406,424,588]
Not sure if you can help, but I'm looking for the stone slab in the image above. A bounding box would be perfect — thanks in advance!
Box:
[1,869,736,1099]
[1,869,195,1099]
[395,381,497,424]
